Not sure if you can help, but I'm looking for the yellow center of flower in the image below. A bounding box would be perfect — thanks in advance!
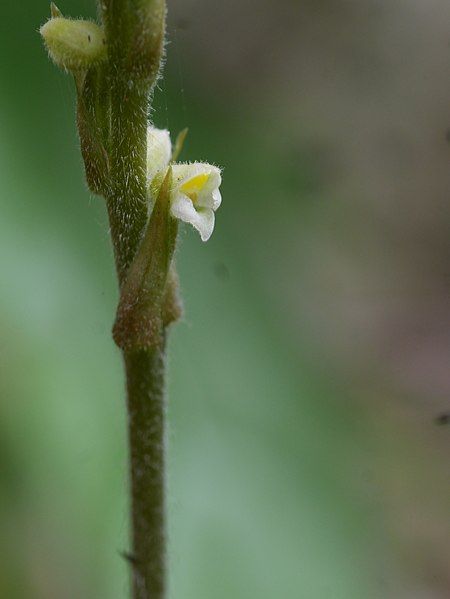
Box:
[180,173,210,205]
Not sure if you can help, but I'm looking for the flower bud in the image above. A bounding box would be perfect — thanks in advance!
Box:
[147,127,172,184]
[40,17,107,72]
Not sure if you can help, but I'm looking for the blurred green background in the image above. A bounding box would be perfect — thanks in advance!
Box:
[1,1,450,597]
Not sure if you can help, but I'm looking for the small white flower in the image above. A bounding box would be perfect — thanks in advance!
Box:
[146,126,222,242]
[147,126,172,183]
[170,163,222,242]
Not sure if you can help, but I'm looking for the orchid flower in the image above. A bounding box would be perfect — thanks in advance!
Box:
[147,126,222,242]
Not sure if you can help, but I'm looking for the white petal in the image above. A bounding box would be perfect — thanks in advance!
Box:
[170,194,215,242]
[169,162,222,241]
[170,193,196,222]
[147,127,171,182]
[171,163,195,185]
[171,163,221,210]
[211,188,222,210]
[203,166,222,192]
[172,162,221,187]
[193,209,215,242]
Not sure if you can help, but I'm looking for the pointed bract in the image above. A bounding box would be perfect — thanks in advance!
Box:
[50,3,63,18]
[113,168,179,350]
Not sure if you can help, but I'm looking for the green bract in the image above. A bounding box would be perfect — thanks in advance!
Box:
[40,17,106,71]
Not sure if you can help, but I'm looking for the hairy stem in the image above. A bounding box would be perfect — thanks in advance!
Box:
[100,2,169,596]
[102,0,164,283]
[42,1,170,597]
[106,77,148,284]
[124,343,167,599]
[106,60,169,599]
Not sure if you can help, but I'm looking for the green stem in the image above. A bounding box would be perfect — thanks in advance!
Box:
[102,0,165,283]
[42,1,170,597]
[124,343,167,599]
[99,3,169,597]
[106,64,169,599]
[106,76,148,284]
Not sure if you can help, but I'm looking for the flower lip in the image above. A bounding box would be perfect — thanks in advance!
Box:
[170,163,222,242]
[173,163,222,208]
[180,172,210,202]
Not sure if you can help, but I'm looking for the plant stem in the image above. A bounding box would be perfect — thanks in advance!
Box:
[42,1,170,596]
[107,77,148,284]
[124,342,167,599]
[100,3,169,596]
[106,71,169,599]
[102,0,164,283]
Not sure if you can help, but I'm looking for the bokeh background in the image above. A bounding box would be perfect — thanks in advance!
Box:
[1,0,450,597]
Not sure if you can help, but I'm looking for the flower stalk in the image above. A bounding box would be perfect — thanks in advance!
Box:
[40,2,222,598]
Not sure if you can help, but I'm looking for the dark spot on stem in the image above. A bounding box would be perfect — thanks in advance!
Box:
[88,34,91,42]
